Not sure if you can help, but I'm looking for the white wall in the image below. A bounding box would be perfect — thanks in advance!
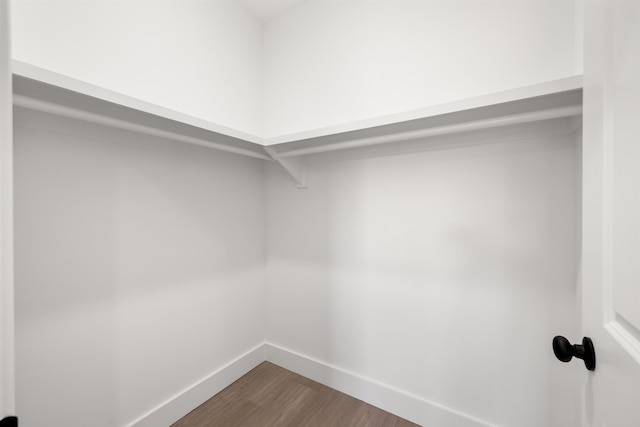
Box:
[0,0,16,419]
[13,108,266,426]
[265,131,580,426]
[10,2,583,425]
[11,0,582,140]
[11,0,264,136]
[263,0,581,137]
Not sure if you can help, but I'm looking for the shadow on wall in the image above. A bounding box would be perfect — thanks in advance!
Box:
[265,133,579,427]
[13,109,266,427]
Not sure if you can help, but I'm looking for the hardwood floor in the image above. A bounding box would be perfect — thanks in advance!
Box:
[171,362,420,427]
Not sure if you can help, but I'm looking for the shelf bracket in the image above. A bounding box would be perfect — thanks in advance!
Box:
[264,147,307,188]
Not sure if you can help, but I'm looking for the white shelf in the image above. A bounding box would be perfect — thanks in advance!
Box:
[12,62,582,184]
[265,76,583,157]
[265,76,582,146]
[13,61,264,144]
[12,61,271,160]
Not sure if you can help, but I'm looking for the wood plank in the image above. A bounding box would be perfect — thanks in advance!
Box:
[171,362,420,427]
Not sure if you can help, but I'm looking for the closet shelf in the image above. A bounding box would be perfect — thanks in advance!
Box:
[264,76,583,158]
[12,61,582,188]
[12,61,271,161]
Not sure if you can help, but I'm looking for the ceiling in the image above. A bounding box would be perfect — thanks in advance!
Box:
[234,0,311,22]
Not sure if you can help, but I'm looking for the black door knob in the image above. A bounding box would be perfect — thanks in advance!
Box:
[552,336,596,371]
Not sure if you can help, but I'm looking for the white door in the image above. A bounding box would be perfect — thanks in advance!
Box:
[0,0,16,423]
[582,0,640,425]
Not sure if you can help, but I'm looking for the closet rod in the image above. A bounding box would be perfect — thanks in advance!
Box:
[13,95,273,161]
[276,105,582,158]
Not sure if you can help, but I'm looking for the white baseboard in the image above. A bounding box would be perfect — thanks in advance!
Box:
[126,342,498,427]
[264,342,499,427]
[126,344,266,427]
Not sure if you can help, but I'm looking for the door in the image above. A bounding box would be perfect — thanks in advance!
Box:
[582,0,640,425]
[0,0,16,423]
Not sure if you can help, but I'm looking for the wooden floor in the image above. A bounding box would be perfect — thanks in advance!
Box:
[171,362,420,427]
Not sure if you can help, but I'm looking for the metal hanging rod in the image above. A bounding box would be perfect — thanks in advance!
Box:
[276,105,582,158]
[13,95,273,161]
